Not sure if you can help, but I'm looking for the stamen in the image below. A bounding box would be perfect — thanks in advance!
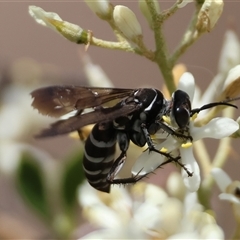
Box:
[160,147,168,152]
[191,113,198,121]
[181,142,192,148]
[162,115,171,124]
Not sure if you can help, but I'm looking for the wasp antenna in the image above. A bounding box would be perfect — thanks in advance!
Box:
[191,101,238,117]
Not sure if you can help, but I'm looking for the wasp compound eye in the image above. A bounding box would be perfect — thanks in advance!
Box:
[172,90,191,129]
[174,106,190,129]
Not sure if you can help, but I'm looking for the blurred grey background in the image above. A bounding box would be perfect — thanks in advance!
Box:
[1,1,240,238]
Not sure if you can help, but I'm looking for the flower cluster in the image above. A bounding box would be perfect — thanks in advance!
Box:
[78,178,224,239]
[132,71,239,192]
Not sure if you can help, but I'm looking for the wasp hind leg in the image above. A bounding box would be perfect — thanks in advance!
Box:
[141,123,193,177]
[106,150,148,185]
[106,132,149,186]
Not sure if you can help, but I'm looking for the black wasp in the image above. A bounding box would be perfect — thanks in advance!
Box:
[31,86,238,193]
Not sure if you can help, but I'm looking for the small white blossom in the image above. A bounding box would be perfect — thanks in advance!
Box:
[211,168,240,232]
[211,168,240,204]
[29,6,87,43]
[78,182,224,239]
[132,72,239,192]
[0,59,54,176]
[113,5,142,41]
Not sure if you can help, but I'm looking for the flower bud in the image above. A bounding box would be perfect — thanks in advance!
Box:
[113,5,142,41]
[196,0,224,32]
[29,6,88,44]
[138,0,160,29]
[221,65,240,99]
[84,0,112,20]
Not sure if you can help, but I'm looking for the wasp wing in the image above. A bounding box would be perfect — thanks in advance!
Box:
[36,101,142,137]
[31,86,133,118]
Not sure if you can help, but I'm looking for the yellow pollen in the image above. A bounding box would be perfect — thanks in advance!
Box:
[69,131,80,139]
[191,113,198,121]
[162,115,171,124]
[160,147,168,152]
[181,142,192,148]
[151,134,156,140]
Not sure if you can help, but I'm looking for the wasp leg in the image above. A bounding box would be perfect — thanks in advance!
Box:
[106,132,149,185]
[141,123,192,177]
[158,156,193,177]
[156,121,193,142]
[141,123,181,161]
[106,151,149,185]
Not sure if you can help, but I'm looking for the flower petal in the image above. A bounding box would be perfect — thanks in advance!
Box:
[178,72,195,101]
[131,137,178,175]
[113,5,142,41]
[218,30,240,74]
[180,148,201,192]
[29,6,62,29]
[211,168,232,192]
[219,193,240,204]
[84,0,111,18]
[222,65,240,99]
[131,150,165,175]
[191,117,239,141]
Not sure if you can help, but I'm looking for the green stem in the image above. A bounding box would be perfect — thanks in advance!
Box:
[146,0,176,93]
[169,3,202,67]
[198,135,233,210]
[91,36,139,53]
[160,0,181,22]
[198,107,236,209]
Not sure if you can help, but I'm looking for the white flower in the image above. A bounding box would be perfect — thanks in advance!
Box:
[0,59,52,176]
[132,72,239,192]
[84,0,111,19]
[78,182,224,239]
[29,6,88,43]
[211,168,240,205]
[211,168,240,232]
[191,30,240,113]
[113,5,142,41]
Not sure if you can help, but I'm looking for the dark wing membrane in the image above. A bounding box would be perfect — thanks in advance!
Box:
[31,86,134,118]
[36,101,142,137]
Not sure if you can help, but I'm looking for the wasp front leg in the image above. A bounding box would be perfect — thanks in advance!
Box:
[141,123,180,161]
[141,123,192,176]
[150,119,193,142]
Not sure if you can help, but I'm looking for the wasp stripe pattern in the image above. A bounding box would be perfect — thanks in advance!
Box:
[83,122,116,193]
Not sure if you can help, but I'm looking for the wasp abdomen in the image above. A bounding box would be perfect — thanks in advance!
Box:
[83,122,117,193]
